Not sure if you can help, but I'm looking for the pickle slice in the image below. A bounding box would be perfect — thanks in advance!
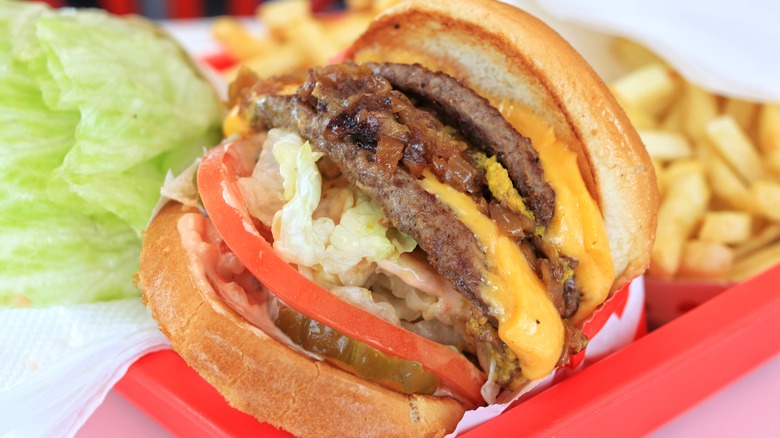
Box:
[276,306,439,395]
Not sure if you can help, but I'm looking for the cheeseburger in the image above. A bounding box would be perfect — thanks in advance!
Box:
[139,0,658,436]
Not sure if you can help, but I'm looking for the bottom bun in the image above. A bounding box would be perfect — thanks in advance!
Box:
[139,202,466,438]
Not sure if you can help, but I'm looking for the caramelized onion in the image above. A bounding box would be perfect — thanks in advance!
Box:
[376,134,405,175]
[489,201,534,236]
[539,259,565,316]
[444,154,481,194]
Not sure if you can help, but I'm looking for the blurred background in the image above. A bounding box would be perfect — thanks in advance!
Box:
[30,0,342,18]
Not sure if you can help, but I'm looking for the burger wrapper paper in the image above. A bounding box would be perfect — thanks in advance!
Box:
[508,0,780,101]
[448,276,645,436]
[0,300,168,437]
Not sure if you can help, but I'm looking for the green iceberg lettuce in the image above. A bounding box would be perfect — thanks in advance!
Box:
[0,2,223,306]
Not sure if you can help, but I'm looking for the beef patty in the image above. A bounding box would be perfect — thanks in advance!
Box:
[239,63,587,386]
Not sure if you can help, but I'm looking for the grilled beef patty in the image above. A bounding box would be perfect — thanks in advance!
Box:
[241,63,587,386]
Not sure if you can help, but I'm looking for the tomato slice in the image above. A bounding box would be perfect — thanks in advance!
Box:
[197,139,486,408]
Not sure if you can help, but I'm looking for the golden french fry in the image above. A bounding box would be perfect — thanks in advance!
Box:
[223,45,305,81]
[728,243,780,281]
[649,161,710,278]
[733,224,780,258]
[319,13,374,48]
[768,150,780,178]
[610,63,680,116]
[705,115,764,183]
[617,101,658,129]
[750,180,780,221]
[704,155,753,211]
[723,98,758,133]
[698,211,752,244]
[612,37,664,70]
[259,0,311,38]
[759,103,780,155]
[287,20,343,66]
[677,240,734,280]
[682,83,718,143]
[639,130,692,161]
[212,17,274,60]
[660,97,684,132]
[759,104,780,177]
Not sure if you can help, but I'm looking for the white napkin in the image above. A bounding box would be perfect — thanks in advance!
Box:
[515,0,780,102]
[0,299,168,438]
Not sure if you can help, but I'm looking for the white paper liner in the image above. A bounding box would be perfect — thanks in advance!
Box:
[0,300,168,438]
[506,0,780,102]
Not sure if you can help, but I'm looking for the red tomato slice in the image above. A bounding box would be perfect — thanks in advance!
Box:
[197,139,486,408]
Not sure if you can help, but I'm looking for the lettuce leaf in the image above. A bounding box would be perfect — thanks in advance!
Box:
[267,130,416,288]
[0,2,223,306]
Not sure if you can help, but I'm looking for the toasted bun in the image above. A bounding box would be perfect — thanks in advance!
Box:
[140,202,464,438]
[141,1,658,434]
[346,0,658,289]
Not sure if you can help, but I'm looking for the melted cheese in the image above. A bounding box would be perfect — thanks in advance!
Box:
[223,105,250,138]
[496,103,615,324]
[420,172,563,380]
[354,48,614,323]
[225,54,614,376]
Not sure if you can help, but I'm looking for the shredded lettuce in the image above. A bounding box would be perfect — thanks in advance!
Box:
[272,133,334,268]
[0,2,223,306]
[266,130,416,287]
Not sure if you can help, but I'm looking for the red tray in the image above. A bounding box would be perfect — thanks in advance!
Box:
[115,264,780,437]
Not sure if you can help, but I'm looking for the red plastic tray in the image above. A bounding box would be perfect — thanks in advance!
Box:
[115,264,780,437]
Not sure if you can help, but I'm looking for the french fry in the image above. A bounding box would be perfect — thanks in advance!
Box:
[759,103,780,155]
[286,19,343,66]
[650,161,710,278]
[618,102,658,129]
[704,156,753,211]
[728,243,780,282]
[638,130,692,161]
[682,83,718,143]
[750,180,780,222]
[223,46,305,80]
[677,240,734,280]
[610,63,680,116]
[723,97,758,133]
[759,104,780,176]
[698,211,752,244]
[212,17,274,60]
[219,0,383,79]
[733,224,780,258]
[320,12,376,47]
[768,150,780,179]
[259,0,311,38]
[705,115,764,183]
[612,37,664,70]
[660,97,684,132]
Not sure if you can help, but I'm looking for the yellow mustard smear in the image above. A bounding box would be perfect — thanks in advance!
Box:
[478,153,546,237]
[419,171,564,380]
[495,102,615,324]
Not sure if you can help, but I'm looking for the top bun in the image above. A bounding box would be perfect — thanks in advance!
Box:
[346,0,658,290]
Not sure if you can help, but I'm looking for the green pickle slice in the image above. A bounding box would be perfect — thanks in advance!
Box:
[276,307,440,395]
